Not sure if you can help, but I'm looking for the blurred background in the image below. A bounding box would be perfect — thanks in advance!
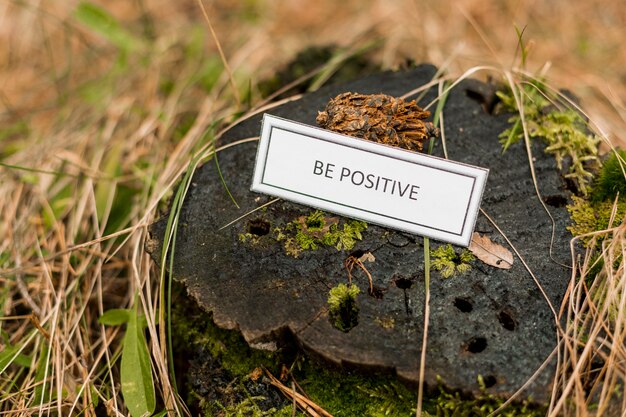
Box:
[1,0,625,145]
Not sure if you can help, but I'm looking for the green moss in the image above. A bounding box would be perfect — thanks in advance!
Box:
[327,283,360,332]
[172,285,545,417]
[591,149,626,202]
[431,244,475,278]
[297,361,415,417]
[374,316,395,330]
[497,81,601,195]
[566,195,626,245]
[238,232,255,243]
[284,210,367,257]
[171,292,280,378]
[216,396,281,417]
[423,376,545,417]
[238,210,367,256]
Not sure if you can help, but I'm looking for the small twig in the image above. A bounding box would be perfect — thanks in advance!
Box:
[264,369,333,417]
[218,198,280,231]
[29,314,50,341]
[343,256,373,294]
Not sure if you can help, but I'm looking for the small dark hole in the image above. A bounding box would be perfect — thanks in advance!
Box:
[369,286,385,299]
[465,89,486,104]
[464,336,487,353]
[349,249,366,259]
[544,195,568,208]
[498,311,517,331]
[564,177,579,193]
[248,219,270,236]
[483,375,497,388]
[329,297,359,333]
[454,298,473,313]
[465,87,500,114]
[305,217,323,228]
[393,276,413,290]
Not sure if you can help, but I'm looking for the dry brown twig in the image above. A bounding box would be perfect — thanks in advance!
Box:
[264,368,334,417]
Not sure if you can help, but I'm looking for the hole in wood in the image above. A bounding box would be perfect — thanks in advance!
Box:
[498,310,517,331]
[464,336,487,353]
[393,276,413,290]
[328,284,360,333]
[543,195,568,208]
[369,285,385,299]
[483,375,497,388]
[454,297,473,313]
[349,249,366,259]
[247,219,270,236]
[464,86,499,115]
[329,299,359,333]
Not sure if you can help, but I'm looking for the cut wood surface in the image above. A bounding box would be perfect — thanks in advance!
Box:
[148,65,572,402]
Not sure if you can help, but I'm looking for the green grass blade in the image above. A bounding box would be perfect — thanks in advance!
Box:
[32,341,50,405]
[160,149,207,395]
[120,298,155,417]
[213,139,240,209]
[500,118,522,153]
[0,344,32,371]
[98,309,130,326]
[74,2,142,53]
[514,24,529,68]
[0,162,82,179]
[308,40,380,92]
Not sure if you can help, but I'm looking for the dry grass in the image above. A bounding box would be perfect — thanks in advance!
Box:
[551,219,626,416]
[1,0,625,416]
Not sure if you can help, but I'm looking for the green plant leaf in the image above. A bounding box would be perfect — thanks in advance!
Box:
[74,2,142,53]
[98,309,130,326]
[0,344,32,371]
[121,299,155,417]
[33,342,51,404]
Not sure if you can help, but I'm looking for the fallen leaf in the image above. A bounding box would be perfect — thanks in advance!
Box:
[469,233,514,269]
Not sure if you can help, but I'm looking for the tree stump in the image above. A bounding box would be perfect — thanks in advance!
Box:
[147,64,572,401]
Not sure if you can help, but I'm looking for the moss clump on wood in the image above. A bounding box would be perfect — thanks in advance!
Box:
[567,149,626,246]
[237,210,367,257]
[423,376,545,417]
[567,196,626,245]
[590,149,626,202]
[431,244,474,278]
[282,210,367,257]
[497,81,601,195]
[327,283,360,332]
[216,395,288,417]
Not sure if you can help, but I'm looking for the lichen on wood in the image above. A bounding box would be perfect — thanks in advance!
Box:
[316,92,438,152]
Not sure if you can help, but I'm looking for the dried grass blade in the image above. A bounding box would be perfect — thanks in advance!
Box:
[264,369,333,417]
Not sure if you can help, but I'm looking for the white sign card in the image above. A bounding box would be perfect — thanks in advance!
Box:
[251,114,489,247]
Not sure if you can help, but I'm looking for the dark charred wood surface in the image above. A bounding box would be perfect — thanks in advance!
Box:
[147,65,572,401]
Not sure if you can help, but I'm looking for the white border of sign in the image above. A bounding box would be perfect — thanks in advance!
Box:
[251,114,489,247]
